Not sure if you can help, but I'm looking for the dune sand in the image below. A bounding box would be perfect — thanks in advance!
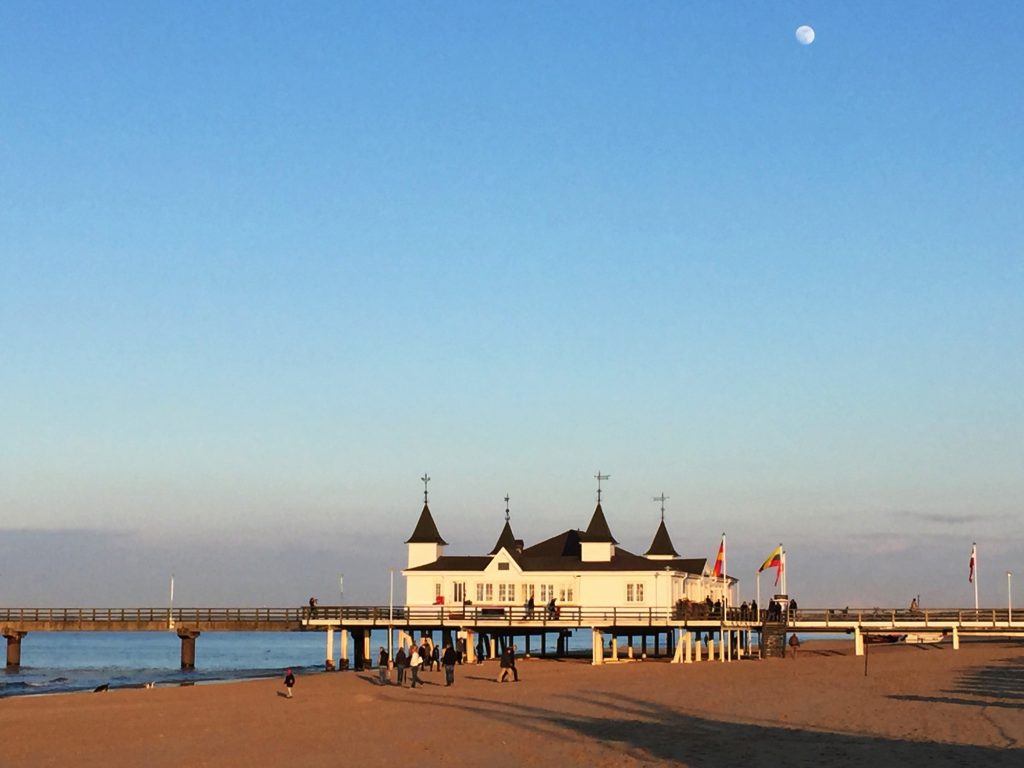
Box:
[2,639,1021,766]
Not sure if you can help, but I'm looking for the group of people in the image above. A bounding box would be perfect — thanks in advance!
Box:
[378,640,461,688]
[523,596,559,619]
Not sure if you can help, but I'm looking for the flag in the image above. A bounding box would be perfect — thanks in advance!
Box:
[969,544,976,584]
[759,545,784,586]
[711,538,725,578]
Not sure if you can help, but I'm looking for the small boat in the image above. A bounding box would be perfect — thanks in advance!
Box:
[863,633,904,644]
[903,631,947,644]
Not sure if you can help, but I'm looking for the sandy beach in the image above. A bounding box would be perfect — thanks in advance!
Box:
[3,639,1021,767]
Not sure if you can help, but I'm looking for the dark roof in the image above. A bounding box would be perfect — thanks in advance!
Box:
[407,555,492,572]
[406,536,708,576]
[521,530,583,558]
[405,504,448,545]
[489,520,518,556]
[644,520,680,558]
[580,503,618,544]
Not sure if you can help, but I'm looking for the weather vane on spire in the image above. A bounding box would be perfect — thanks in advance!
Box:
[594,471,610,503]
[652,492,669,522]
[504,494,510,522]
[421,473,431,505]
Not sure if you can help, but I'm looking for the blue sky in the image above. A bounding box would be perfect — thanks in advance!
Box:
[2,2,1021,607]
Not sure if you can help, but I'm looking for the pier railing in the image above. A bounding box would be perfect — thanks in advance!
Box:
[2,605,1019,631]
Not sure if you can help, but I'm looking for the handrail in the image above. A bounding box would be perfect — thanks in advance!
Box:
[1,606,1021,628]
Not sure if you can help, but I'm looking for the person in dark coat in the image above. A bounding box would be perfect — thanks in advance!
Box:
[442,642,458,686]
[377,646,389,685]
[395,646,408,687]
[283,668,295,698]
[497,646,514,683]
[510,644,520,682]
[431,642,441,672]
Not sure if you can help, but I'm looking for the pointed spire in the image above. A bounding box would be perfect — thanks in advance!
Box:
[406,476,446,544]
[582,502,618,544]
[490,494,517,555]
[645,519,680,558]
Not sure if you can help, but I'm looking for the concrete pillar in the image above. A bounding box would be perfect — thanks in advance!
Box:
[595,629,605,665]
[707,634,715,661]
[627,643,634,660]
[695,635,703,662]
[611,635,618,661]
[719,633,726,663]
[952,626,960,650]
[363,632,371,665]
[854,626,864,656]
[5,632,26,668]
[464,630,476,664]
[684,631,692,663]
[325,626,335,670]
[489,636,496,660]
[178,630,200,669]
[340,630,350,669]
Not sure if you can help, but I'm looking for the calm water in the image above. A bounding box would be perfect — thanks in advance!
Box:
[1,630,374,698]
[2,628,842,698]
[0,628,591,698]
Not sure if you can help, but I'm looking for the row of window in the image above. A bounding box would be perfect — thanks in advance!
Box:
[439,581,646,603]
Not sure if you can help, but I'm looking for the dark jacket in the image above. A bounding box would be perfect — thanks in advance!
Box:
[284,671,295,687]
[378,649,389,666]
[396,648,408,667]
[442,646,458,666]
[500,649,513,668]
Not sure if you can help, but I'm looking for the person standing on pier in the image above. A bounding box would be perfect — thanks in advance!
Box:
[377,646,389,686]
[442,642,458,686]
[283,668,295,698]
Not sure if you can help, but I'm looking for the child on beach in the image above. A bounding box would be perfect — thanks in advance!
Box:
[283,668,295,698]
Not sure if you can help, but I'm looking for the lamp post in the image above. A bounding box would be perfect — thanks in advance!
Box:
[388,568,395,657]
[1009,572,1013,624]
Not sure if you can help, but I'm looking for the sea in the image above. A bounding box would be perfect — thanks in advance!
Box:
[1,629,383,699]
[1,628,849,698]
[0,628,590,699]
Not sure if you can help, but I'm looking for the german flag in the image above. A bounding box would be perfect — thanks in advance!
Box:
[711,538,725,578]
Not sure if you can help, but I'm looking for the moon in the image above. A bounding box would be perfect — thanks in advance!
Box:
[795,25,815,45]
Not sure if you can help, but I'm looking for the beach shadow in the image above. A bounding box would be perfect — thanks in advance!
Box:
[275,691,290,698]
[890,694,1022,710]
[421,689,1022,766]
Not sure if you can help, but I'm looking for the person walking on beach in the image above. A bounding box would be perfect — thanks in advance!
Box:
[431,642,441,672]
[510,644,520,682]
[409,646,423,688]
[377,646,389,686]
[395,646,408,687]
[497,646,514,683]
[283,668,295,698]
[442,642,458,686]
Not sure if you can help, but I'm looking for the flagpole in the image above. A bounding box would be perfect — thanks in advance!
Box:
[973,542,979,611]
[781,546,787,596]
[722,533,729,662]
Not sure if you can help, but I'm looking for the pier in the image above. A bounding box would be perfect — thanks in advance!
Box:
[3,605,1022,670]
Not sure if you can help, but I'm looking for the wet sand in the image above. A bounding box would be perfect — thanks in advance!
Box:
[2,639,1021,766]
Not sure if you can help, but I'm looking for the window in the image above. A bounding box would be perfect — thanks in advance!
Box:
[476,583,484,602]
[626,583,645,602]
[540,584,555,602]
[453,582,465,603]
[498,584,507,602]
[637,583,644,602]
[435,583,442,598]
[626,584,634,602]
[498,562,509,571]
[559,585,574,602]
[484,583,493,601]
[526,584,535,599]
[507,583,516,603]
